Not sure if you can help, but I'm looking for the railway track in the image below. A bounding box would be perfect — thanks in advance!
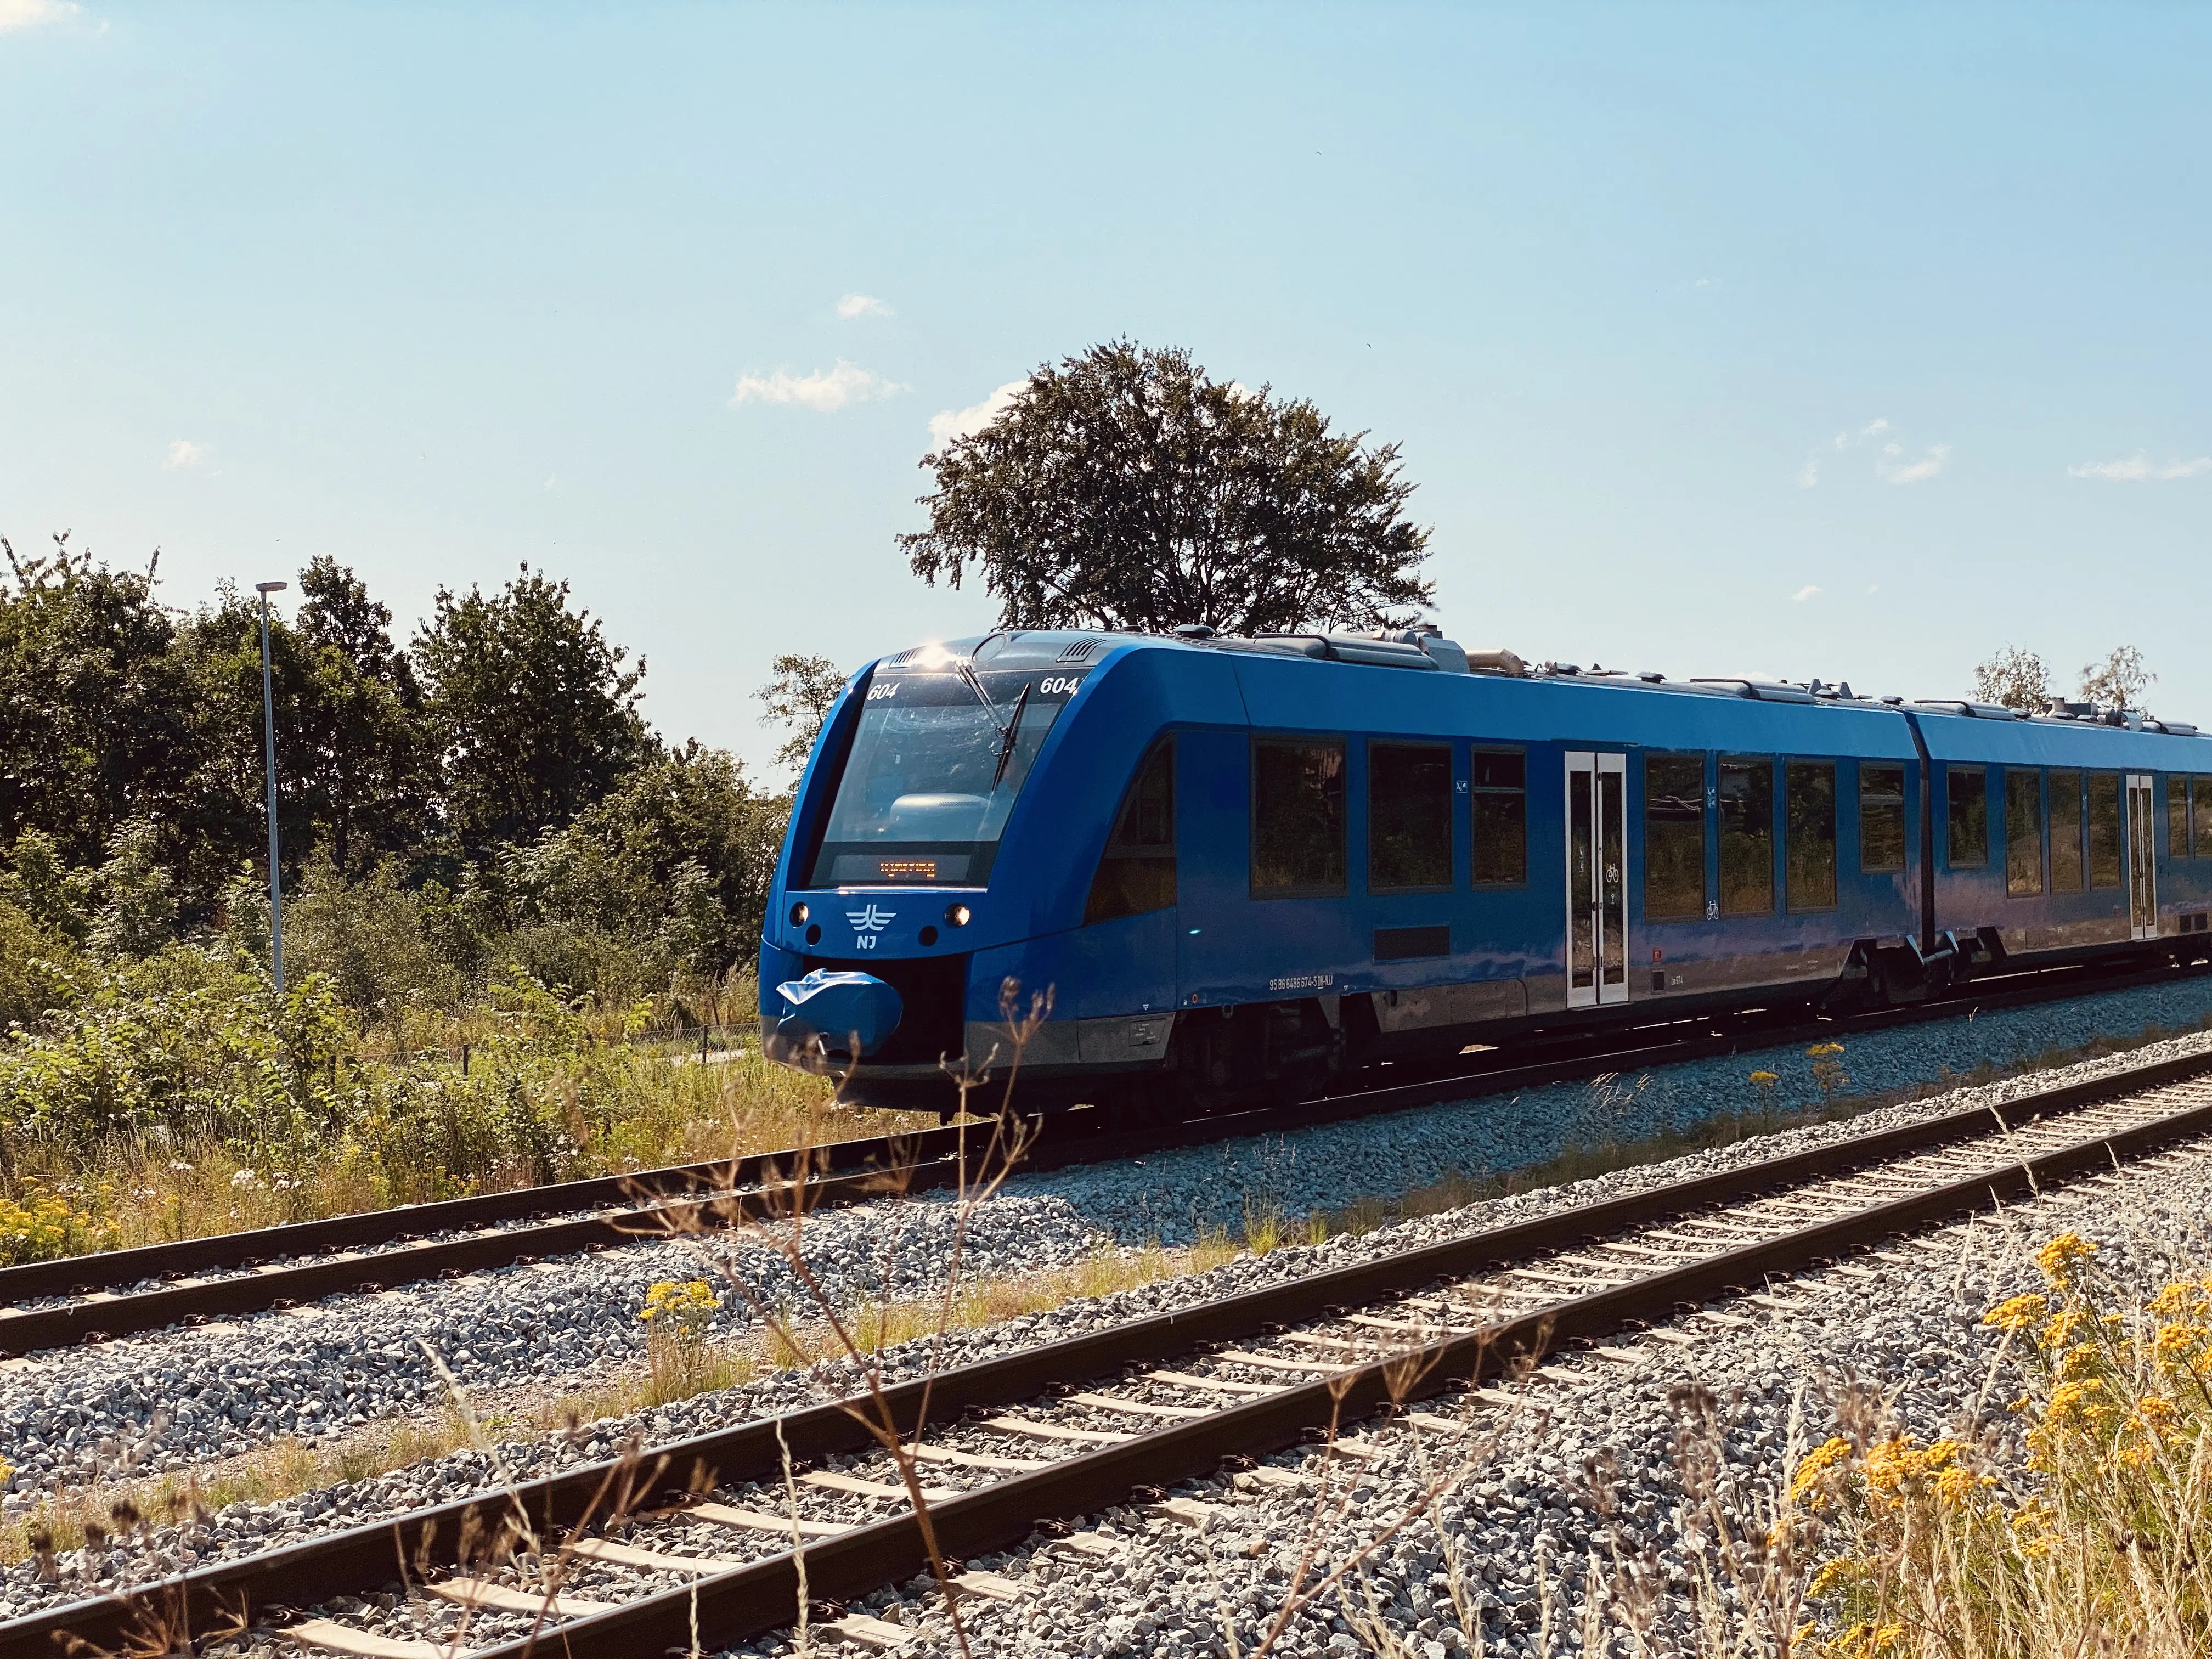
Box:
[1,950,2205,1360]
[10,1040,2212,1658]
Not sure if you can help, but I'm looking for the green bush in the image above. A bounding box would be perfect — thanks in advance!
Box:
[0,946,348,1163]
[0,897,78,1035]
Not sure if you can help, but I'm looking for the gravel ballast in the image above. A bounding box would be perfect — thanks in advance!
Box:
[1032,973,2212,1246]
[7,1021,2212,1629]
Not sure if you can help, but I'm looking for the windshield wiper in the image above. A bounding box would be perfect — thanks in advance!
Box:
[953,659,1011,737]
[991,682,1031,788]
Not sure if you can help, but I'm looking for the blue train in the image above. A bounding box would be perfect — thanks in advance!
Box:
[758,628,2212,1112]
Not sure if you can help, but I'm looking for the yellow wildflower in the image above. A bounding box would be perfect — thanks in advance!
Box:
[2148,1279,2209,1318]
[639,1278,722,1334]
[1808,1557,1866,1599]
[2111,1438,2157,1472]
[2035,1231,2096,1287]
[1787,1435,1854,1507]
[2041,1306,2093,1351]
[2057,1340,2105,1380]
[1934,1462,1991,1505]
[1861,1434,1966,1503]
[2044,1376,2106,1427]
[1983,1292,2049,1333]
[2152,1321,2207,1364]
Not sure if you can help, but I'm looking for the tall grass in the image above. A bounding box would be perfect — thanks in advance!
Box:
[0,945,935,1262]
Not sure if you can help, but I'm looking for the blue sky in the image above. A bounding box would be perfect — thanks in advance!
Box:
[3,3,2208,776]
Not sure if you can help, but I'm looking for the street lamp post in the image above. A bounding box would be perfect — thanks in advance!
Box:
[256,580,288,994]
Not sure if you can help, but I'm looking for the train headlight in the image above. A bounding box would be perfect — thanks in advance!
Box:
[789,902,809,926]
[944,903,972,927]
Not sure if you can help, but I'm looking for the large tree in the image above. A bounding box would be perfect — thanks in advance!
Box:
[898,341,1434,635]
[0,534,199,871]
[170,561,434,905]
[754,653,844,777]
[2080,645,2154,710]
[294,556,432,871]
[1971,645,2052,714]
[413,566,657,851]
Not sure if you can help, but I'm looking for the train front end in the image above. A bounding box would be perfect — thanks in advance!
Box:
[757,631,1129,1113]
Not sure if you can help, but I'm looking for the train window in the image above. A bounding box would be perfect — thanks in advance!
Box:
[1084,739,1176,924]
[1368,743,1452,891]
[1946,767,1988,867]
[1859,764,1906,873]
[2171,778,2192,859]
[2087,772,2122,888]
[2195,776,2212,855]
[1643,754,1706,921]
[2006,769,2045,896]
[1251,738,1347,896]
[1718,757,1774,915]
[1469,749,1526,885]
[2049,770,2084,891]
[1785,761,1837,910]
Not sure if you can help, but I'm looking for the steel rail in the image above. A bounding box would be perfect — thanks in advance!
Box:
[3,952,2204,1359]
[10,1041,2212,1659]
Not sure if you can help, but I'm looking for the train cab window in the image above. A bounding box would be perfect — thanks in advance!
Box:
[1251,738,1347,896]
[2050,771,2084,891]
[1368,742,1452,891]
[1718,757,1774,915]
[2006,769,2045,896]
[2194,776,2212,855]
[1084,740,1176,924]
[1946,767,1989,867]
[2087,772,2123,888]
[1469,749,1526,885]
[1860,765,1906,873]
[1785,761,1837,910]
[1643,754,1706,921]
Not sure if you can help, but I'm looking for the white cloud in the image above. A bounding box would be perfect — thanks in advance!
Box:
[1813,417,1948,486]
[729,359,905,413]
[2067,454,2212,482]
[162,439,209,470]
[1876,440,1950,485]
[1791,585,1822,602]
[836,292,892,320]
[0,0,79,32]
[927,379,1026,450]
[544,472,558,491]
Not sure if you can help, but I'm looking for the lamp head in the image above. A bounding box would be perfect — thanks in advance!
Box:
[255,580,287,594]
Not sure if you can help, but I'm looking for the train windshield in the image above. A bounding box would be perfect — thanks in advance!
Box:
[808,667,1082,887]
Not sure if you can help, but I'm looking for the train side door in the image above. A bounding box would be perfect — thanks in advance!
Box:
[2126,772,2158,940]
[1565,752,1629,1007]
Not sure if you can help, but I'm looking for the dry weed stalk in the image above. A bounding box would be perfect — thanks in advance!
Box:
[637,975,1051,1657]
